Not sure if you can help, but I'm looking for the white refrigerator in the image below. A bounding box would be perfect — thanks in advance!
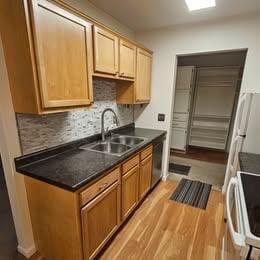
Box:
[223,93,260,193]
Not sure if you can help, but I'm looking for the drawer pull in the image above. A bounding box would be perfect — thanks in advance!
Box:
[140,145,152,161]
[80,167,119,207]
[99,183,108,190]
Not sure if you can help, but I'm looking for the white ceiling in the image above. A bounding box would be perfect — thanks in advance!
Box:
[88,0,260,31]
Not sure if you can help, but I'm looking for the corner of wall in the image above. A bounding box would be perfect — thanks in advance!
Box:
[0,36,36,257]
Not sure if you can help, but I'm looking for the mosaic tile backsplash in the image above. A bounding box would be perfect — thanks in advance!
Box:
[16,80,134,155]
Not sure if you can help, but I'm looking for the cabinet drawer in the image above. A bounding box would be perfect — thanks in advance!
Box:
[171,128,187,150]
[172,121,187,128]
[80,167,120,207]
[140,145,152,161]
[122,154,139,175]
[173,113,188,122]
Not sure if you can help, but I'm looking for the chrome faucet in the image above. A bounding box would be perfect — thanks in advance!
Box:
[101,108,119,141]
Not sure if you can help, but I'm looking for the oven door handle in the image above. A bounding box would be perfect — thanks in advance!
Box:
[226,177,245,249]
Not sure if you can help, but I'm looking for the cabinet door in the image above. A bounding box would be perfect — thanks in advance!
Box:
[81,182,120,259]
[93,26,119,75]
[176,66,194,90]
[119,40,136,79]
[173,90,191,113]
[173,113,189,122]
[135,48,152,103]
[139,155,152,200]
[122,165,139,220]
[171,128,187,150]
[30,0,93,109]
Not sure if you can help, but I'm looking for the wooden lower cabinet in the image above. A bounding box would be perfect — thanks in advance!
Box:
[24,145,154,260]
[122,165,140,220]
[24,176,84,260]
[81,181,120,259]
[139,154,152,200]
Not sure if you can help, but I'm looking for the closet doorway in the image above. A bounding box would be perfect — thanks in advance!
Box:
[168,50,247,190]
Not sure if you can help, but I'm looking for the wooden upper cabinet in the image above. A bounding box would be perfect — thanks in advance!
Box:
[93,26,119,75]
[119,40,136,79]
[116,47,153,105]
[30,0,93,109]
[1,0,94,114]
[135,48,152,103]
[1,0,153,113]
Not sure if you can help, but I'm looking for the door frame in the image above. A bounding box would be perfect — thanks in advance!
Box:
[165,48,248,188]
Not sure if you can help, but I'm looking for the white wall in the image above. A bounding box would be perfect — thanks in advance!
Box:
[0,38,35,258]
[242,94,260,154]
[135,14,260,178]
[63,0,135,38]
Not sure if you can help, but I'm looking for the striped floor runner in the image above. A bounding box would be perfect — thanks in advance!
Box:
[168,163,190,175]
[170,179,212,209]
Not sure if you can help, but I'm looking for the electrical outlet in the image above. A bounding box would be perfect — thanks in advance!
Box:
[158,113,165,121]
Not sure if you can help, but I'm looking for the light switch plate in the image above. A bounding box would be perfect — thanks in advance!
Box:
[158,113,165,121]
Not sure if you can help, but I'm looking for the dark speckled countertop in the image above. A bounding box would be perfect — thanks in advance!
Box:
[239,152,260,174]
[15,125,166,191]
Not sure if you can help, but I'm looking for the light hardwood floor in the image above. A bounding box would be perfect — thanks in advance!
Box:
[16,180,224,260]
[99,180,225,260]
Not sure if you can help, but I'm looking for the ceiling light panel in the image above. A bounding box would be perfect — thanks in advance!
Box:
[185,0,216,11]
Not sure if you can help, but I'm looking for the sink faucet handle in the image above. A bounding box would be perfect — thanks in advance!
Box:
[113,116,119,126]
[106,127,115,139]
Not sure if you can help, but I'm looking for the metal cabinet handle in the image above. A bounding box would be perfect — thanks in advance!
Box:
[99,183,108,190]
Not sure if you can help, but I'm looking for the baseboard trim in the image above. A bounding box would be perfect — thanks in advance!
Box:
[162,174,169,181]
[17,244,36,259]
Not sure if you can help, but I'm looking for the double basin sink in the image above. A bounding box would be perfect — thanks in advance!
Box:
[80,135,146,156]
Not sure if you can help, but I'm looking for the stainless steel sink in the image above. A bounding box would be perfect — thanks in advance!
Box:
[81,142,132,156]
[111,135,145,146]
[80,135,147,156]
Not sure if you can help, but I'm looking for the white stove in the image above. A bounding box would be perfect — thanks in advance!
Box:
[223,172,260,260]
